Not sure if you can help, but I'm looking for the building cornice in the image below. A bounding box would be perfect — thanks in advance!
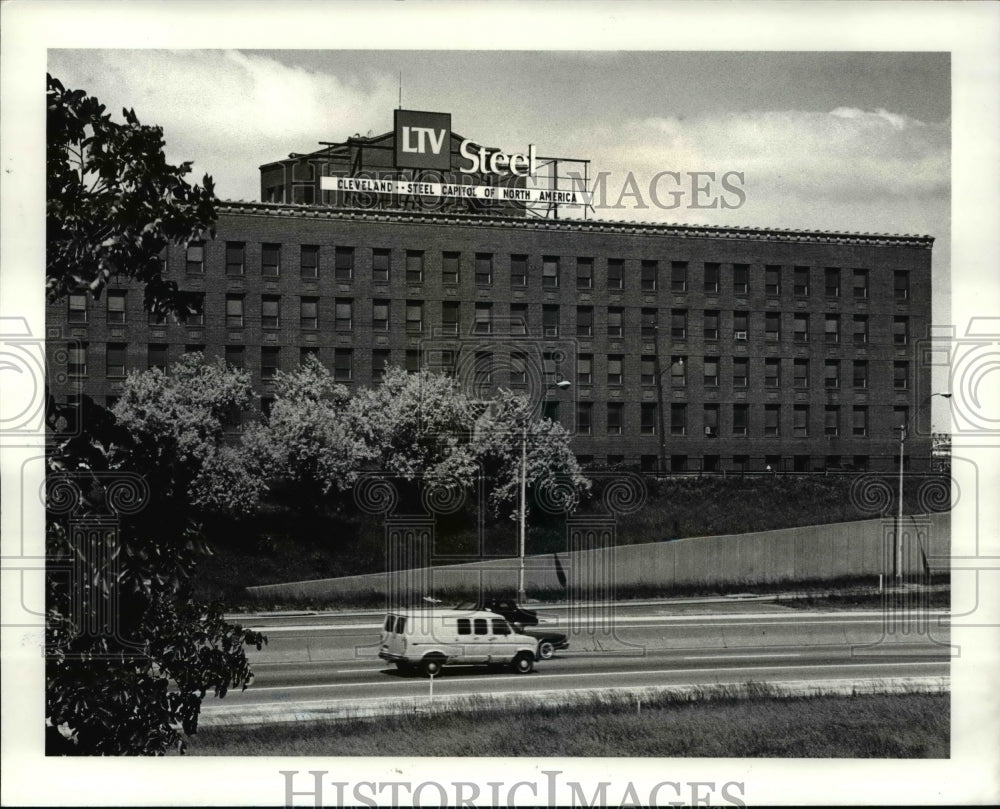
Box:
[217,201,935,249]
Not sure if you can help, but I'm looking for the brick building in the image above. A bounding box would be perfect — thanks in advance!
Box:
[48,110,935,474]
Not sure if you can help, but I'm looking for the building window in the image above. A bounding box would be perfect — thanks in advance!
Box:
[640,355,655,385]
[793,266,809,296]
[576,306,594,337]
[671,261,687,292]
[793,404,809,437]
[641,455,659,473]
[894,361,909,390]
[262,243,281,277]
[576,257,593,290]
[372,349,390,382]
[261,347,280,381]
[894,271,910,301]
[733,403,748,435]
[184,344,204,357]
[260,397,274,420]
[764,265,781,296]
[825,405,840,436]
[577,402,593,435]
[733,264,749,294]
[704,404,719,437]
[607,402,624,435]
[733,311,748,341]
[406,301,424,334]
[474,303,493,335]
[542,255,560,288]
[824,267,840,297]
[704,455,720,472]
[147,307,167,327]
[261,296,280,329]
[893,406,910,435]
[765,312,780,341]
[853,406,868,436]
[577,354,593,385]
[793,358,809,388]
[607,454,625,468]
[764,404,780,436]
[226,295,245,328]
[107,291,126,325]
[853,315,869,345]
[642,260,659,292]
[733,357,749,388]
[671,402,688,435]
[298,297,318,330]
[225,242,245,275]
[333,246,354,281]
[704,310,720,340]
[68,345,87,376]
[106,344,126,377]
[186,241,204,273]
[406,251,424,283]
[704,262,720,293]
[607,258,624,290]
[300,347,320,365]
[511,254,527,287]
[671,309,687,339]
[824,360,840,389]
[765,357,780,389]
[794,456,810,473]
[704,356,719,387]
[853,268,869,299]
[509,303,527,335]
[607,355,623,386]
[510,351,527,385]
[301,245,320,279]
[405,349,420,373]
[442,251,460,284]
[671,455,688,473]
[853,360,868,389]
[542,305,559,337]
[372,248,391,282]
[543,401,560,423]
[608,307,624,338]
[440,301,458,335]
[641,308,657,340]
[733,454,749,472]
[793,313,809,342]
[68,293,88,324]
[893,316,909,345]
[335,299,352,331]
[333,348,352,382]
[224,345,244,370]
[373,300,390,332]
[640,403,658,435]
[825,314,840,344]
[475,253,493,286]
[670,356,686,386]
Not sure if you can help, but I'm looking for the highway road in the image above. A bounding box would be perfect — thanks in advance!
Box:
[199,600,951,722]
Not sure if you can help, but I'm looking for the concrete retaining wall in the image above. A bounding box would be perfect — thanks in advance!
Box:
[247,512,950,601]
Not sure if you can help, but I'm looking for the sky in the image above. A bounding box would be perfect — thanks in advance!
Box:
[47,48,951,422]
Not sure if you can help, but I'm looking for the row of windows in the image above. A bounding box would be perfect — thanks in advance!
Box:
[577,454,886,474]
[67,293,915,345]
[66,342,913,393]
[175,242,915,299]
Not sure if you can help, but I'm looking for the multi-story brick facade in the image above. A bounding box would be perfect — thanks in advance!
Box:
[48,110,934,474]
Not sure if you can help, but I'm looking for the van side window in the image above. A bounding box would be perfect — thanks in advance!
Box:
[474,618,488,635]
[384,616,394,632]
[456,618,471,635]
[395,616,407,634]
[492,619,511,635]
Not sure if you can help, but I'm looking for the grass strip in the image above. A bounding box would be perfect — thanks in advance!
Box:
[186,689,948,758]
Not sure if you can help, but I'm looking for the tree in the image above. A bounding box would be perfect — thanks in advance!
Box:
[242,355,374,504]
[111,353,265,515]
[46,73,217,317]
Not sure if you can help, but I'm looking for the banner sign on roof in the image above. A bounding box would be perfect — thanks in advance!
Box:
[321,175,593,206]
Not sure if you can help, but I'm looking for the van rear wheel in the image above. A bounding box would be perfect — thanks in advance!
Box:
[511,652,534,674]
[421,655,445,677]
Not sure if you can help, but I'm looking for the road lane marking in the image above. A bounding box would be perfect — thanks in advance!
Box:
[683,653,803,660]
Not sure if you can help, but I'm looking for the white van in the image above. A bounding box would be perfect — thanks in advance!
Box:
[378,609,538,676]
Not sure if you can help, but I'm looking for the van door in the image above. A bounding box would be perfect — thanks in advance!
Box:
[487,617,521,662]
[381,614,408,659]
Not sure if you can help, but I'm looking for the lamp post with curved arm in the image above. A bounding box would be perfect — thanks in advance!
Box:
[895,392,951,583]
[518,378,572,603]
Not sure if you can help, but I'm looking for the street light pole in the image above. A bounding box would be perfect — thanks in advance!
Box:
[895,392,951,584]
[517,379,571,603]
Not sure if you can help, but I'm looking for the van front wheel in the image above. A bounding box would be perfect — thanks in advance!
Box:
[511,652,534,674]
[421,655,445,677]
